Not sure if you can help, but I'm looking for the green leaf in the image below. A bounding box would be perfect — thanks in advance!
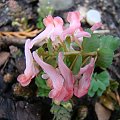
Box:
[100,35,120,51]
[36,17,45,29]
[51,103,72,120]
[97,79,106,90]
[97,89,104,96]
[96,48,114,68]
[35,73,50,97]
[82,34,100,52]
[46,56,57,67]
[88,78,98,97]
[35,74,50,90]
[88,71,110,97]
[64,36,71,51]
[37,89,50,97]
[85,28,93,34]
[96,71,110,86]
[64,55,76,68]
[37,47,45,56]
[88,89,95,97]
[110,81,119,91]
[47,39,54,54]
[72,55,82,74]
[92,79,99,92]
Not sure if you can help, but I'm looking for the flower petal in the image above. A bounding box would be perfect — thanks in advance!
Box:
[58,52,74,101]
[33,51,64,92]
[90,22,102,31]
[74,58,95,98]
[49,86,67,101]
[50,17,64,41]
[17,39,39,86]
[74,29,91,39]
[67,11,82,27]
[61,11,83,40]
[43,15,54,27]
[17,74,32,86]
[30,16,55,48]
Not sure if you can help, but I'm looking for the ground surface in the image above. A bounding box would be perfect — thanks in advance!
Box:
[0,0,120,120]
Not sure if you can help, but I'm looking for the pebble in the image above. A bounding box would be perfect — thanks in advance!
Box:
[39,0,74,11]
[0,52,10,67]
[86,9,101,26]
[3,73,13,83]
[77,5,87,22]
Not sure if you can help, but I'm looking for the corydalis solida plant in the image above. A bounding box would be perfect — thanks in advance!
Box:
[17,11,120,103]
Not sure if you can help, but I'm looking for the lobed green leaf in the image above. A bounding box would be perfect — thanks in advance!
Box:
[88,71,110,97]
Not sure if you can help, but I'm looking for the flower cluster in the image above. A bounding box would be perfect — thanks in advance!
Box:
[17,11,103,102]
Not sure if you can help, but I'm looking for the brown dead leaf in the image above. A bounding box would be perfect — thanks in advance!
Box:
[95,102,111,120]
[0,52,10,67]
[100,95,114,111]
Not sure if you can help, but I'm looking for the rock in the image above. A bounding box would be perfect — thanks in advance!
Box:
[0,74,7,94]
[39,0,74,11]
[86,9,101,26]
[77,5,88,22]
[23,0,37,3]
[0,2,12,27]
[0,96,52,120]
[0,52,10,67]
[77,106,88,120]
[95,102,111,120]
[0,0,33,27]
[15,56,25,73]
[3,73,13,83]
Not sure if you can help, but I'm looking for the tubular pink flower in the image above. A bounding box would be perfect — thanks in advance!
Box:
[17,39,39,86]
[58,52,74,101]
[61,11,91,41]
[30,15,54,48]
[33,52,74,102]
[74,58,95,98]
[50,17,64,41]
[74,29,91,43]
[90,22,103,31]
[61,11,82,39]
[30,16,64,48]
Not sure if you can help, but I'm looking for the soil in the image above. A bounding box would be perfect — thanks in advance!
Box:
[0,0,120,120]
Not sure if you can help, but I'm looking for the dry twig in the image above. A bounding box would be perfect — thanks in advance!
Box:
[0,27,41,39]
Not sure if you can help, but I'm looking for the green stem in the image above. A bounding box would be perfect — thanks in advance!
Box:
[64,51,80,56]
[70,55,78,70]
[64,51,97,56]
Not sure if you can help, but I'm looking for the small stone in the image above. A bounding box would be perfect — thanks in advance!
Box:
[39,0,74,11]
[86,9,101,26]
[95,102,111,120]
[77,5,88,22]
[0,74,7,94]
[15,57,25,73]
[77,106,88,120]
[3,73,13,83]
[0,52,10,67]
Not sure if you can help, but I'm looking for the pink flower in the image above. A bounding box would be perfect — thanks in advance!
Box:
[30,15,64,48]
[90,22,102,31]
[74,29,91,42]
[50,17,64,41]
[17,39,39,86]
[61,11,91,40]
[74,58,95,98]
[33,52,74,102]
